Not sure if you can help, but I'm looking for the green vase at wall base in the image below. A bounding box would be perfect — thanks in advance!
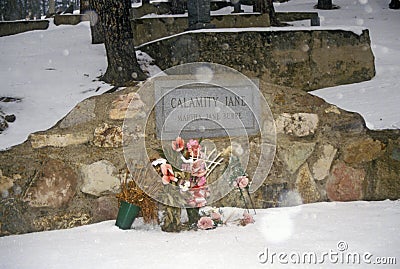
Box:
[115,201,141,230]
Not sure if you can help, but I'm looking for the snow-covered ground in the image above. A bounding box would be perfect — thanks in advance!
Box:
[0,200,399,268]
[0,21,109,150]
[288,0,400,130]
[0,0,399,268]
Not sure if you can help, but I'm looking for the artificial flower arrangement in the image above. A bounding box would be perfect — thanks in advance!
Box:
[154,137,223,204]
[152,137,223,229]
[152,137,256,230]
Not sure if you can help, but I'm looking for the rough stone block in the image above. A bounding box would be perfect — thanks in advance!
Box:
[326,161,365,201]
[109,92,145,120]
[33,212,91,231]
[0,170,14,195]
[343,138,385,164]
[23,159,78,208]
[312,144,337,181]
[80,160,120,197]
[92,195,119,222]
[93,123,123,147]
[374,160,400,200]
[59,99,96,129]
[296,163,321,203]
[279,141,316,174]
[30,133,91,148]
[276,113,319,137]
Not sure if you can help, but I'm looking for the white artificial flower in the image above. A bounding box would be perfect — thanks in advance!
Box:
[180,155,194,164]
[179,180,191,192]
[151,158,167,166]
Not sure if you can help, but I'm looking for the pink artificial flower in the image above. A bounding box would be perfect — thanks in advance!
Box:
[241,212,255,225]
[188,186,210,207]
[187,200,197,208]
[187,139,201,157]
[194,196,207,207]
[211,212,222,222]
[235,176,249,189]
[191,160,207,178]
[161,163,177,185]
[197,216,214,230]
[172,137,185,152]
[197,176,206,187]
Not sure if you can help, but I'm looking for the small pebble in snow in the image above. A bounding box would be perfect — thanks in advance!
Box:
[5,114,16,123]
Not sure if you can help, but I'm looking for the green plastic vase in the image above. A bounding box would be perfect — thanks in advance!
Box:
[115,201,141,230]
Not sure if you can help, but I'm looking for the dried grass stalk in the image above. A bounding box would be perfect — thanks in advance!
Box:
[116,164,161,224]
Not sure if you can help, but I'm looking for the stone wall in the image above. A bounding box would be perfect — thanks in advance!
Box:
[276,12,319,22]
[137,29,375,91]
[0,20,49,37]
[0,79,399,236]
[132,13,270,46]
[54,14,90,26]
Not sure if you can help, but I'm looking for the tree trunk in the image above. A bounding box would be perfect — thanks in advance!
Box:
[254,0,280,26]
[92,0,147,85]
[32,0,41,19]
[389,0,400,9]
[88,0,104,44]
[42,0,46,18]
[171,0,185,14]
[187,0,214,30]
[80,0,89,14]
[48,0,55,15]
[4,0,19,20]
[317,0,333,9]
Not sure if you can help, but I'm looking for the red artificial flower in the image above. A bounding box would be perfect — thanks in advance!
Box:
[172,137,185,152]
[161,163,177,185]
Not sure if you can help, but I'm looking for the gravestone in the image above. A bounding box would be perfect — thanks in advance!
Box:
[311,16,320,26]
[233,3,243,13]
[316,0,339,10]
[63,4,74,14]
[154,78,260,140]
[317,0,332,9]
[187,0,215,30]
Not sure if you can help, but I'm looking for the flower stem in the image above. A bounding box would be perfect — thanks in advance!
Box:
[239,188,250,213]
[246,188,257,215]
